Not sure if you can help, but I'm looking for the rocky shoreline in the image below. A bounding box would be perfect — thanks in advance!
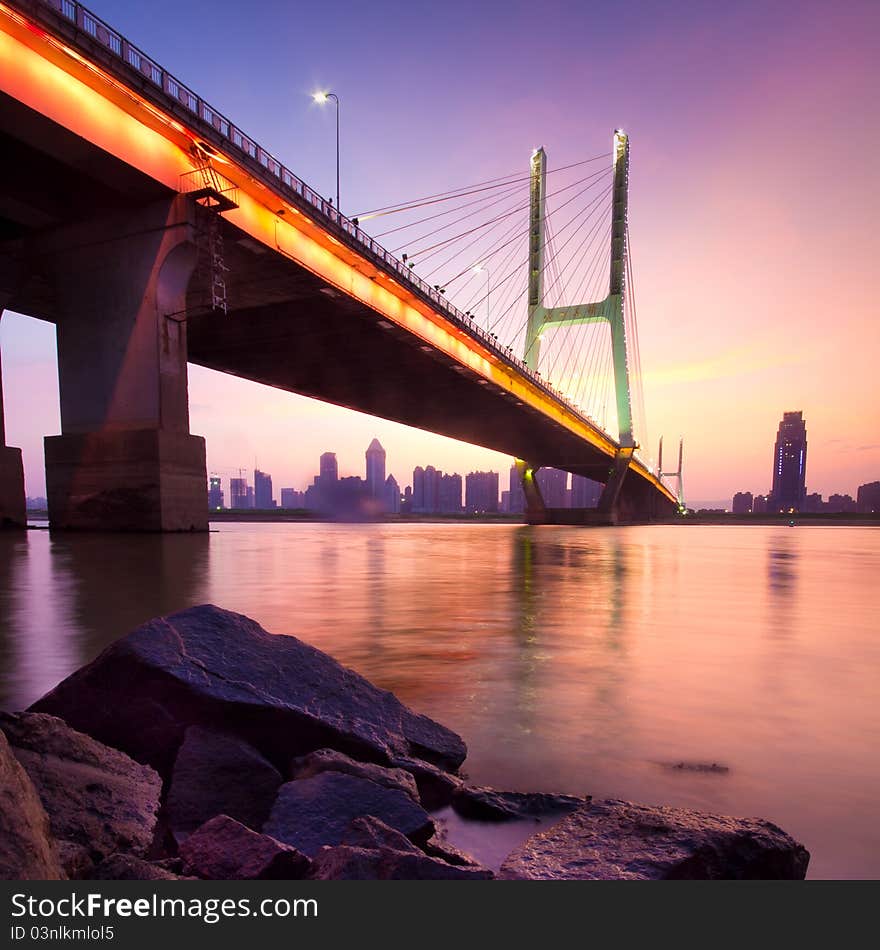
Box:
[0,605,810,880]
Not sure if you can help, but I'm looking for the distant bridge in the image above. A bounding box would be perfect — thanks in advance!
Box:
[0,0,680,530]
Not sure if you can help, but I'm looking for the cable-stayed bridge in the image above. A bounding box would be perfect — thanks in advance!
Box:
[0,0,681,530]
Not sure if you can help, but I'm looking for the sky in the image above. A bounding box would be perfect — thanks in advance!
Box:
[2,0,878,506]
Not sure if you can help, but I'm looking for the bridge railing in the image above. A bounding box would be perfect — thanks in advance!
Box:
[23,0,663,474]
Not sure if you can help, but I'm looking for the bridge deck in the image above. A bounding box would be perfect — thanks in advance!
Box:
[0,0,674,506]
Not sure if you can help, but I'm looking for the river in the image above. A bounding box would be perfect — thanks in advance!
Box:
[1,521,877,879]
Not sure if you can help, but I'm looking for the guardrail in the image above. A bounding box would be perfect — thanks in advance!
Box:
[22,0,663,481]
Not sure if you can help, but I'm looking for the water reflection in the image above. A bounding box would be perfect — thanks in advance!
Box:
[0,530,209,709]
[0,522,877,878]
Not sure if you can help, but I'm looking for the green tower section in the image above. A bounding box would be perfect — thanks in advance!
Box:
[524,131,635,448]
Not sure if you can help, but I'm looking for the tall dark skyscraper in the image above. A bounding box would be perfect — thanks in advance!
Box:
[254,469,274,509]
[365,438,386,499]
[229,477,248,509]
[208,476,224,510]
[320,452,338,485]
[769,410,807,512]
[465,471,499,512]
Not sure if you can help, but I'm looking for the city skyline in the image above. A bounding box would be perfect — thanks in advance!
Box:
[1,0,878,507]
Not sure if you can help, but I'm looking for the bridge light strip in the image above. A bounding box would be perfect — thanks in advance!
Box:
[0,5,672,502]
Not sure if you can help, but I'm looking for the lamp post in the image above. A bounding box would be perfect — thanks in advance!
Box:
[474,264,490,328]
[312,91,340,212]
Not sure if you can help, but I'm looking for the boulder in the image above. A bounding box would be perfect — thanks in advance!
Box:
[264,772,434,858]
[452,785,587,822]
[165,726,282,837]
[499,799,811,880]
[56,841,92,880]
[179,815,311,880]
[311,845,494,880]
[291,748,418,801]
[423,833,482,867]
[0,730,64,879]
[31,605,466,775]
[342,816,423,854]
[389,755,462,810]
[91,854,184,880]
[0,712,161,866]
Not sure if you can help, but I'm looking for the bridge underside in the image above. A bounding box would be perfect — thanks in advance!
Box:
[0,90,674,530]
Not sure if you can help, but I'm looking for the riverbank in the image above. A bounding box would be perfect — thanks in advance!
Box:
[1,605,809,880]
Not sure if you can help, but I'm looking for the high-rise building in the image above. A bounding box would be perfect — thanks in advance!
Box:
[857,481,880,513]
[280,488,304,509]
[254,469,274,509]
[229,477,248,509]
[439,473,462,513]
[320,452,338,485]
[571,474,602,508]
[827,493,857,513]
[208,476,224,510]
[752,494,768,514]
[731,491,753,514]
[423,466,442,513]
[508,464,525,514]
[365,439,386,499]
[465,471,499,513]
[536,468,568,508]
[245,486,255,509]
[412,466,425,512]
[385,475,401,514]
[768,411,807,512]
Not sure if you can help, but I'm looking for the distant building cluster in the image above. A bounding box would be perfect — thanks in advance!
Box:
[730,410,877,514]
[207,442,604,517]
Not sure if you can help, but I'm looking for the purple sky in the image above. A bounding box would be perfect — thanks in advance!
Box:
[2,0,878,504]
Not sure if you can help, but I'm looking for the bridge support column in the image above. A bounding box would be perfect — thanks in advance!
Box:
[0,307,26,529]
[515,460,547,524]
[41,199,207,532]
[596,447,635,524]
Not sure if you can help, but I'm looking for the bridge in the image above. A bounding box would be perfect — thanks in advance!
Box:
[0,0,680,530]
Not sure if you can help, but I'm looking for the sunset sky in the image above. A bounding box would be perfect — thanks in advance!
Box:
[1,0,878,505]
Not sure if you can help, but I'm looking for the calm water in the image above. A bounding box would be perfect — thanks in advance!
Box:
[1,522,877,879]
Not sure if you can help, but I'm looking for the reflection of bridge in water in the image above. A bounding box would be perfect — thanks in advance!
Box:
[0,0,680,531]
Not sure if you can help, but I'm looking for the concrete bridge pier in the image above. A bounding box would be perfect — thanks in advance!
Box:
[40,198,208,532]
[0,307,26,529]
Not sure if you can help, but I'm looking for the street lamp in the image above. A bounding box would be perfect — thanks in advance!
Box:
[312,91,340,212]
[474,264,490,328]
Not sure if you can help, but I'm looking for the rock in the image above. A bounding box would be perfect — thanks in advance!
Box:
[165,726,282,837]
[291,748,418,801]
[311,845,494,880]
[423,833,482,867]
[389,755,462,810]
[342,816,423,854]
[56,841,92,880]
[179,815,311,880]
[452,785,587,822]
[0,730,64,879]
[264,772,434,858]
[499,799,810,880]
[91,854,184,880]
[0,712,161,865]
[31,605,466,775]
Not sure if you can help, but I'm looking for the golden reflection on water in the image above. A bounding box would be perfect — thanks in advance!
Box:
[1,523,877,879]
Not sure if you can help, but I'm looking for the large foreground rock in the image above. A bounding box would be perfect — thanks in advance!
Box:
[0,712,161,867]
[264,772,434,857]
[31,605,466,776]
[499,799,810,880]
[180,815,311,880]
[0,731,64,879]
[165,726,282,837]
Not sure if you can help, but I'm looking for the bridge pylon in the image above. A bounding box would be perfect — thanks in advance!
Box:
[659,437,686,511]
[524,131,635,448]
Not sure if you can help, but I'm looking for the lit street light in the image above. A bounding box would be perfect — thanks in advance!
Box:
[312,91,340,212]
